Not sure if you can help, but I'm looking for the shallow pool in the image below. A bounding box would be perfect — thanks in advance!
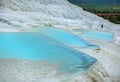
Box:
[0,32,97,74]
[30,26,99,49]
[76,30,114,41]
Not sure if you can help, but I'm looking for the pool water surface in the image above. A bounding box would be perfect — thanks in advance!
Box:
[30,26,99,49]
[75,30,114,41]
[0,32,97,74]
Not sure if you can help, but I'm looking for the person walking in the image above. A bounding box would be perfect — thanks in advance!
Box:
[101,24,103,29]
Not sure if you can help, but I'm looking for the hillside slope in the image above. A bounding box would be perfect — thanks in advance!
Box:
[0,0,120,43]
[0,0,120,82]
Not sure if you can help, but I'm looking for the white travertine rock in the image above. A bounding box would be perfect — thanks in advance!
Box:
[0,0,120,82]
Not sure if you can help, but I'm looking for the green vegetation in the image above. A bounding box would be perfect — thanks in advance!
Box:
[109,16,120,24]
[82,5,120,13]
[76,4,120,24]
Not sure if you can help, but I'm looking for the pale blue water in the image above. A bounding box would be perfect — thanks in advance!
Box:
[31,26,99,49]
[0,32,97,73]
[76,30,114,41]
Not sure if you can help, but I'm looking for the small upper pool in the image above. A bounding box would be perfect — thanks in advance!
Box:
[30,26,99,49]
[75,29,114,41]
[0,32,97,74]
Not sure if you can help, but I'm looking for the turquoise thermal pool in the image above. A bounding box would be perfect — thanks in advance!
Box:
[31,26,99,49]
[0,32,97,74]
[76,30,114,41]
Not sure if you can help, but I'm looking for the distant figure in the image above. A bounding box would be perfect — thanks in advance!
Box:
[101,24,103,29]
